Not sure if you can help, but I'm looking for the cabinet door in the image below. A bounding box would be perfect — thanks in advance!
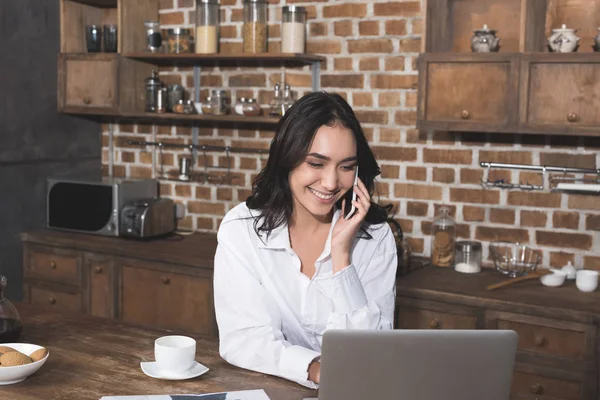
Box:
[511,370,582,400]
[26,284,82,313]
[417,53,520,133]
[58,54,118,112]
[395,297,480,329]
[85,255,115,319]
[120,263,215,337]
[520,55,600,135]
[24,245,82,286]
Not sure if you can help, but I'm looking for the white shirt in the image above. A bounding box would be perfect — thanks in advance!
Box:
[213,202,397,388]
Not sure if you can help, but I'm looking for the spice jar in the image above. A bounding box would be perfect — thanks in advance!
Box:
[196,0,219,53]
[454,241,482,274]
[144,21,162,52]
[281,6,306,53]
[268,83,282,117]
[210,89,231,115]
[243,0,268,53]
[242,98,261,116]
[167,28,192,53]
[234,97,247,115]
[430,207,456,268]
[202,96,214,115]
[168,85,185,112]
[144,70,164,112]
[157,87,168,113]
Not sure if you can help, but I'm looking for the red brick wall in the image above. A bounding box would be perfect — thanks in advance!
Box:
[102,0,600,270]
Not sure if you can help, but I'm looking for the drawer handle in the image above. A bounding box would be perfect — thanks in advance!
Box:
[534,335,545,347]
[95,266,103,274]
[566,112,578,123]
[162,276,170,285]
[428,319,440,329]
[460,110,470,120]
[82,97,92,105]
[531,383,543,394]
[50,261,57,270]
[48,297,56,305]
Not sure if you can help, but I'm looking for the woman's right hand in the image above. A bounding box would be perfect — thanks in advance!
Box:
[308,360,321,384]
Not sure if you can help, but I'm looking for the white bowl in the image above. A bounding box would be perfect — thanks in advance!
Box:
[540,269,567,287]
[0,343,49,385]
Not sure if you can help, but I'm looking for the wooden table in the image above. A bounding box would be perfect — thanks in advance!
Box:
[0,304,315,400]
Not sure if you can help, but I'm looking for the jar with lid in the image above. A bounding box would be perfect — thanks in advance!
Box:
[243,0,268,53]
[268,83,282,117]
[454,241,482,274]
[144,21,162,52]
[430,207,456,268]
[168,84,185,112]
[0,276,22,343]
[145,70,164,112]
[196,0,219,53]
[243,98,261,116]
[281,83,294,115]
[210,89,231,115]
[281,6,306,53]
[167,28,192,53]
[234,97,247,115]
[201,96,214,115]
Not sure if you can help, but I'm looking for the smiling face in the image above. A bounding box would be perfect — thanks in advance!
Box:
[288,123,357,222]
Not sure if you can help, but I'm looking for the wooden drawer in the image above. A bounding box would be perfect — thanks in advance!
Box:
[511,371,582,400]
[396,297,479,329]
[486,311,595,364]
[120,264,215,337]
[26,247,81,286]
[28,286,82,314]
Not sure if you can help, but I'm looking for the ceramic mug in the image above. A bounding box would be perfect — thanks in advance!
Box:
[575,270,599,292]
[154,335,196,372]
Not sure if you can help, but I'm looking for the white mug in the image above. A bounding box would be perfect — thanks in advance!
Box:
[154,335,196,372]
[576,270,599,292]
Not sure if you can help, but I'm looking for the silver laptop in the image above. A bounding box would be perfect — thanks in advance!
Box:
[308,329,518,400]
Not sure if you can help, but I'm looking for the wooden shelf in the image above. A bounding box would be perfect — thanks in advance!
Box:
[63,109,281,125]
[68,0,117,7]
[123,52,326,67]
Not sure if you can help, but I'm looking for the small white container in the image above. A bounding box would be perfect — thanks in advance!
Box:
[576,270,599,292]
[154,335,196,373]
[540,269,567,287]
[561,261,577,280]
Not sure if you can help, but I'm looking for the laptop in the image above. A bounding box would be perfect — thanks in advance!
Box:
[306,329,518,400]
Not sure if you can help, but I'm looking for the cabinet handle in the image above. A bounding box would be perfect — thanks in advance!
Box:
[534,335,545,346]
[82,97,92,105]
[531,383,542,394]
[428,319,440,329]
[460,110,470,120]
[48,297,56,305]
[50,261,57,270]
[566,112,578,123]
[161,276,170,284]
[95,266,103,274]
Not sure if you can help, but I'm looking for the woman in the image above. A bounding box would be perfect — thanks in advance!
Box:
[213,91,397,389]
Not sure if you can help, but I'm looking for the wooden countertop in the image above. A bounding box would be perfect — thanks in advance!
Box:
[21,230,218,269]
[397,266,600,324]
[0,304,314,400]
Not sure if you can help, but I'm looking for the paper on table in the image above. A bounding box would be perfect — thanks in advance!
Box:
[100,389,271,400]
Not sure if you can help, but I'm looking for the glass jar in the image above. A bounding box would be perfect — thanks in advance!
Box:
[196,0,219,53]
[281,6,306,53]
[168,84,185,112]
[268,83,282,117]
[454,241,482,273]
[202,96,214,115]
[144,70,164,112]
[243,0,268,53]
[234,97,247,115]
[242,98,261,116]
[167,28,192,53]
[144,21,162,52]
[210,89,231,115]
[281,83,294,115]
[0,276,22,343]
[430,207,456,268]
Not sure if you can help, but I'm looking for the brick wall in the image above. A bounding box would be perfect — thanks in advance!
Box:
[102,0,600,269]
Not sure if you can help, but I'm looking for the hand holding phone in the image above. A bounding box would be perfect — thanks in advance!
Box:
[344,167,359,220]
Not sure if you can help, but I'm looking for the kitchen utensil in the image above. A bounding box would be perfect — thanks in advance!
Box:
[576,270,599,292]
[561,261,577,279]
[0,343,49,385]
[154,335,196,373]
[489,241,541,277]
[486,269,552,291]
[540,269,567,287]
[454,241,482,273]
[547,24,580,53]
[470,24,500,52]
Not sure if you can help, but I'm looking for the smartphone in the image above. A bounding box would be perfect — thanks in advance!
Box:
[344,166,359,220]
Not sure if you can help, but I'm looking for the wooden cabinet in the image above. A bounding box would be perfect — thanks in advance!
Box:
[396,296,480,329]
[22,230,218,338]
[417,53,520,133]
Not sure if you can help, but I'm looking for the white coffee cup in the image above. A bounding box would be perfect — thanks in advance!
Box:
[575,270,599,292]
[154,335,196,372]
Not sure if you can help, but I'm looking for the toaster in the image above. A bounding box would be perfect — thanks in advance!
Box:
[120,197,176,239]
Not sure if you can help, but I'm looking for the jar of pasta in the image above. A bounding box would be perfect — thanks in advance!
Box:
[243,0,268,53]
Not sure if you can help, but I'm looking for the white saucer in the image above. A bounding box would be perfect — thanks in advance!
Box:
[140,360,209,380]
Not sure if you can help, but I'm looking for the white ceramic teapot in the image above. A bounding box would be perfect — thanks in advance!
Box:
[548,24,580,53]
[470,24,500,53]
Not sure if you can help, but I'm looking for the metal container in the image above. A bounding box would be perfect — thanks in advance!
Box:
[144,70,163,112]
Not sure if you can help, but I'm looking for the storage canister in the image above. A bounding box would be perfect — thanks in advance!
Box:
[243,0,268,53]
[430,207,456,268]
[281,6,306,53]
[196,0,219,53]
[167,28,192,53]
[454,241,482,274]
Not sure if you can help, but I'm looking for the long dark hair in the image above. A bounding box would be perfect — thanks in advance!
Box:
[246,91,391,237]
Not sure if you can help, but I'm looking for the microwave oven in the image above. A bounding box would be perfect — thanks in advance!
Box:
[47,177,158,236]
